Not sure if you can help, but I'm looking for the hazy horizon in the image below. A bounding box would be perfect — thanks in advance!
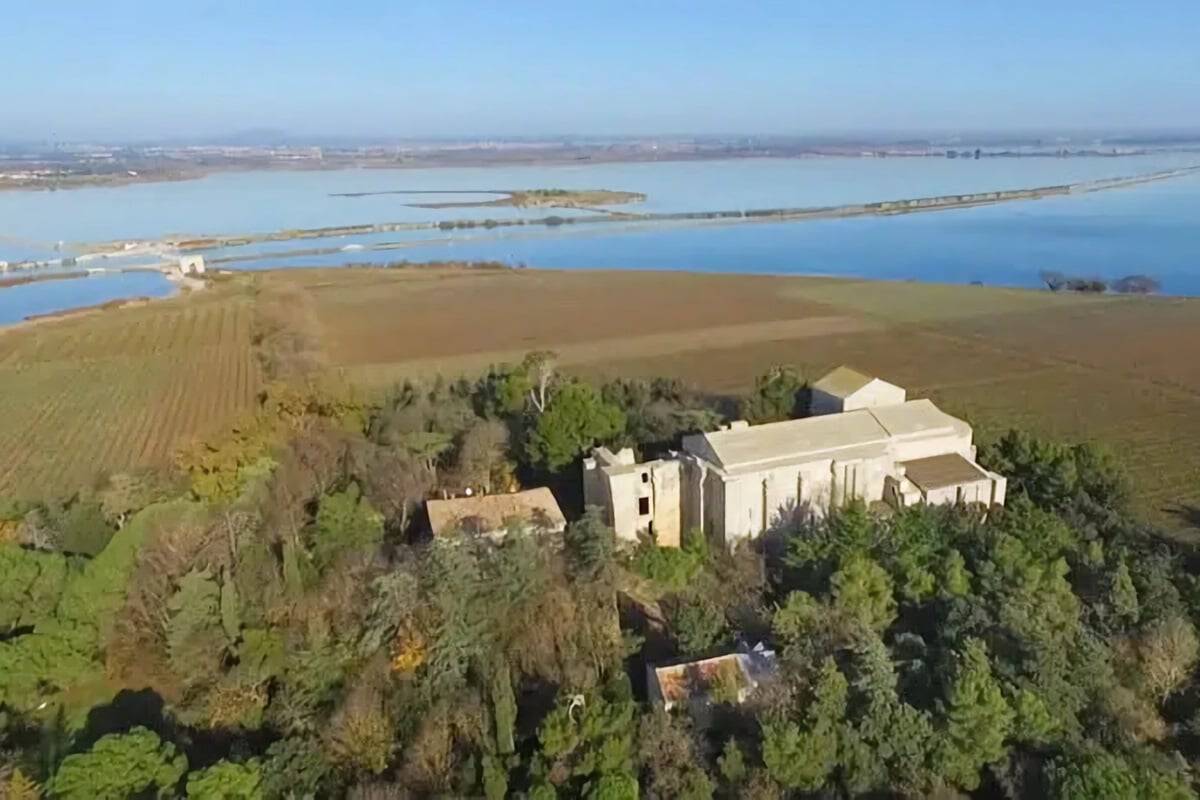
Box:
[5,1,1200,141]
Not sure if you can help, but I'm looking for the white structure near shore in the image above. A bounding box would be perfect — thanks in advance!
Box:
[176,255,206,275]
[584,367,1005,548]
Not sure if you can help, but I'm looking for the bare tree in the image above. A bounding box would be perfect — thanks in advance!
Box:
[523,350,558,414]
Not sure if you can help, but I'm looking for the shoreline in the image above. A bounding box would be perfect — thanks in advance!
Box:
[2,260,1194,337]
[0,269,202,332]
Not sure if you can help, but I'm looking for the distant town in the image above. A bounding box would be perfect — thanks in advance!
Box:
[3,131,1200,190]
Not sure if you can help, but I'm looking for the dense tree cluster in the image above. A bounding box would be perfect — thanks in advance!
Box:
[1,359,1199,798]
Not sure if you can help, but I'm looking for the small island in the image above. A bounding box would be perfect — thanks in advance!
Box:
[332,187,646,209]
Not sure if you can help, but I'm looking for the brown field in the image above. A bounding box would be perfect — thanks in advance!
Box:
[1,265,1196,533]
[274,267,1199,531]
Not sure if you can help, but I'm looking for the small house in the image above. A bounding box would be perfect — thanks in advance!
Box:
[425,487,566,539]
[647,643,778,714]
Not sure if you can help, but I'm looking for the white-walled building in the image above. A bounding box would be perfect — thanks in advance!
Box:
[584,367,1006,548]
[810,365,906,415]
[177,255,206,275]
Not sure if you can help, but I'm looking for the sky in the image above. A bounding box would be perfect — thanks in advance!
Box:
[3,1,1199,141]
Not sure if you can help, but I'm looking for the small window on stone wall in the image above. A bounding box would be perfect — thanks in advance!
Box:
[638,497,651,516]
[641,472,650,483]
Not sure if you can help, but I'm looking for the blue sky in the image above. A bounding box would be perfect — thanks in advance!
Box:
[3,1,1199,140]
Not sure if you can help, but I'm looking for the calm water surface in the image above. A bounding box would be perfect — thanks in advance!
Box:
[0,272,174,326]
[1,156,1198,321]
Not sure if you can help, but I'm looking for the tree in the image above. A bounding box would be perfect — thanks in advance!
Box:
[667,595,728,656]
[1043,749,1190,800]
[1133,616,1199,703]
[761,658,846,791]
[771,591,824,648]
[717,738,747,787]
[840,633,937,795]
[1112,274,1160,294]
[523,350,558,413]
[0,502,183,716]
[354,443,434,532]
[740,366,806,424]
[165,568,228,687]
[936,639,1014,791]
[525,382,625,472]
[473,363,532,418]
[638,711,714,800]
[0,544,69,633]
[186,759,263,799]
[48,727,187,800]
[532,684,638,799]
[445,418,512,493]
[1109,558,1139,624]
[602,377,722,454]
[310,483,384,569]
[99,471,171,528]
[830,554,896,632]
[481,754,509,800]
[1048,750,1139,800]
[261,737,333,800]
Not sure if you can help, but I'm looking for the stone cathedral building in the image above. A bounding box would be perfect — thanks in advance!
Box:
[583,367,1006,549]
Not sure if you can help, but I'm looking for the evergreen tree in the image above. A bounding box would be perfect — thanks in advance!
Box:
[936,639,1014,791]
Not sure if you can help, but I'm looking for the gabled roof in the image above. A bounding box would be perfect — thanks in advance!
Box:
[684,410,890,473]
[681,400,967,474]
[812,366,876,398]
[426,488,565,536]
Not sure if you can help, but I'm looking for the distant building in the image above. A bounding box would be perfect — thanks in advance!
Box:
[177,255,206,275]
[425,487,566,539]
[647,643,778,713]
[584,367,1006,548]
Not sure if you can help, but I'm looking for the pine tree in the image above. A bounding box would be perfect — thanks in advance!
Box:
[936,639,1014,790]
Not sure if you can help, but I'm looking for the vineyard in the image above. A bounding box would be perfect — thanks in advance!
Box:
[0,285,261,499]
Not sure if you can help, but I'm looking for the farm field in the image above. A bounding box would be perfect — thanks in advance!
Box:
[0,265,1196,533]
[0,283,261,499]
[276,267,1199,531]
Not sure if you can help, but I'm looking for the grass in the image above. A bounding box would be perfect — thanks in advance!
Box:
[0,265,1196,533]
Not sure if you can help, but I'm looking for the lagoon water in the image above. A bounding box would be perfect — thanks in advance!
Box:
[2,154,1199,322]
[0,272,175,326]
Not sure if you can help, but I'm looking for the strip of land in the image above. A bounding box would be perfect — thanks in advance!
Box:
[331,187,647,210]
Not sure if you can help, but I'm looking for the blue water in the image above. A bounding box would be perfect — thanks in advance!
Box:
[1,156,1199,319]
[0,272,175,326]
[371,173,1200,294]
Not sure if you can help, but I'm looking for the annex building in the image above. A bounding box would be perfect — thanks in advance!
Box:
[584,367,1006,548]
